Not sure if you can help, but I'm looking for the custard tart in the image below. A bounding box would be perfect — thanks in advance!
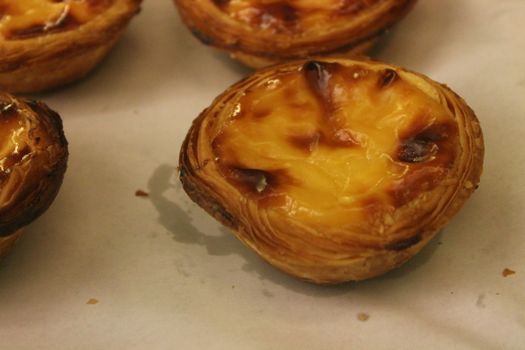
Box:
[0,0,142,93]
[0,92,68,259]
[179,58,484,283]
[173,0,417,68]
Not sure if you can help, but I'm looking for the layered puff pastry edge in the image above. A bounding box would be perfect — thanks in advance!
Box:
[0,92,68,259]
[179,57,484,284]
[173,0,417,68]
[0,0,142,93]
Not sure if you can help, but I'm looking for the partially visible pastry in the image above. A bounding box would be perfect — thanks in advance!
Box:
[0,92,68,259]
[173,0,417,68]
[0,0,142,93]
[0,229,22,260]
[179,57,484,283]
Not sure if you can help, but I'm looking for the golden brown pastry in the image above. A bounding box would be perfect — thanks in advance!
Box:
[0,92,68,259]
[179,57,484,284]
[173,0,417,68]
[0,0,142,93]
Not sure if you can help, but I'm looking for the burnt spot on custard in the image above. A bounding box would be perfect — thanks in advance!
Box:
[302,61,364,149]
[287,131,321,153]
[218,165,293,207]
[379,69,398,88]
[398,138,438,163]
[397,121,457,165]
[212,130,294,203]
[225,167,274,194]
[390,120,458,206]
[303,61,338,110]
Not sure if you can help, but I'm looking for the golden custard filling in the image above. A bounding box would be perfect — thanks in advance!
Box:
[0,0,112,40]
[0,100,33,176]
[212,61,458,225]
[212,0,381,34]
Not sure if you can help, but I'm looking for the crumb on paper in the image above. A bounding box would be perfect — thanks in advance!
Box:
[357,313,370,322]
[502,268,516,277]
[86,298,99,305]
[476,294,486,308]
[135,189,149,197]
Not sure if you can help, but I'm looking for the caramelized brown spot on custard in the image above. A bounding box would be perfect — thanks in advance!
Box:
[398,138,438,163]
[379,69,398,88]
[218,164,293,207]
[0,0,112,40]
[226,167,274,194]
[397,121,457,165]
[211,61,459,223]
[288,131,321,153]
[303,61,338,111]
[302,61,364,148]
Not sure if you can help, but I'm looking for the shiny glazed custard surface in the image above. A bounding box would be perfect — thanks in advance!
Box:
[212,0,381,33]
[0,99,35,178]
[0,0,112,40]
[212,61,458,225]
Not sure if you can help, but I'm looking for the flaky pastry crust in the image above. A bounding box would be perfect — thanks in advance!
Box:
[0,92,68,259]
[173,0,417,68]
[179,57,484,284]
[0,0,142,93]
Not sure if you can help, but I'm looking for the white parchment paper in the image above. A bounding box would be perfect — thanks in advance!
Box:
[1,0,524,349]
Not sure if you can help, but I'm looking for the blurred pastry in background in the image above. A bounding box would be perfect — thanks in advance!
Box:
[173,0,417,68]
[0,0,142,93]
